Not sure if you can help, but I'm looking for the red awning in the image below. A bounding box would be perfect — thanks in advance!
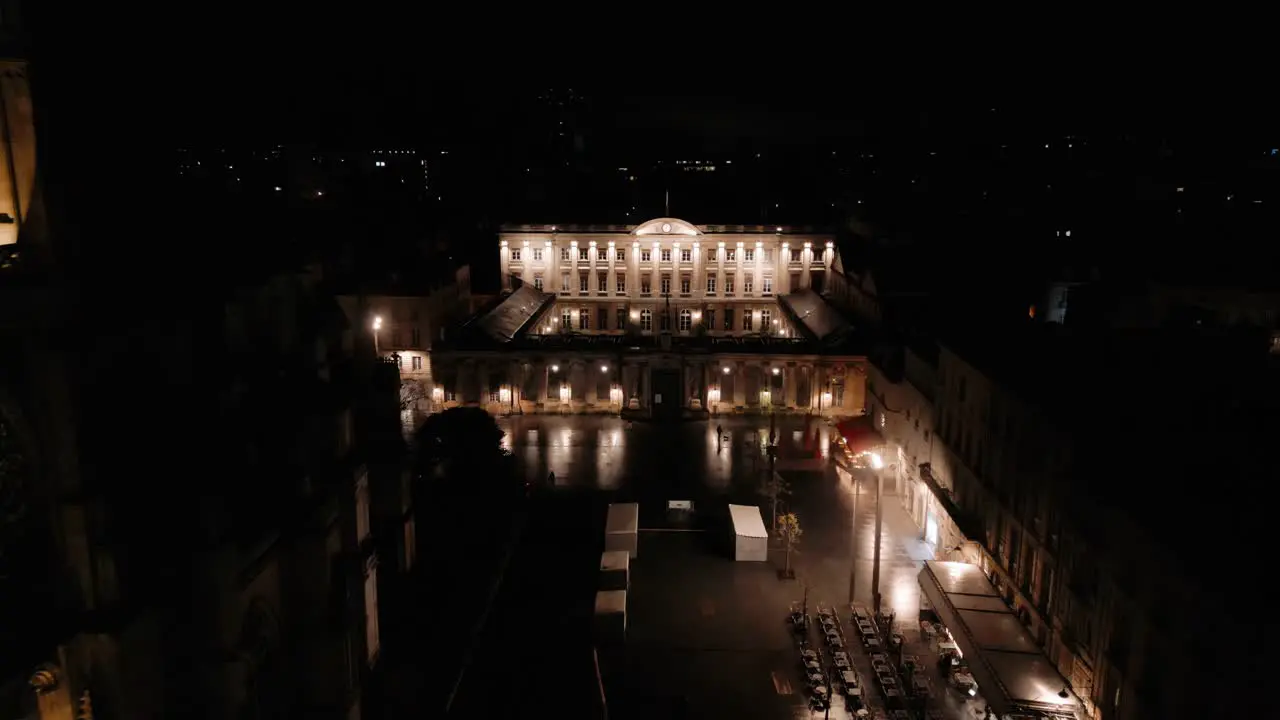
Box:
[836,415,885,455]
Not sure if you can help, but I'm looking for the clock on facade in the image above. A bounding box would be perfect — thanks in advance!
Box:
[661,223,671,233]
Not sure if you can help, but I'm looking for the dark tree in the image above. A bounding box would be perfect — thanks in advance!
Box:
[413,407,516,499]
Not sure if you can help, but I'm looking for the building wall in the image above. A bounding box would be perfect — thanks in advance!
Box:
[498,219,836,334]
[430,351,866,417]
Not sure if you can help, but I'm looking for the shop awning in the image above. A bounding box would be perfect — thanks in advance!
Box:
[918,561,1080,719]
[836,415,885,455]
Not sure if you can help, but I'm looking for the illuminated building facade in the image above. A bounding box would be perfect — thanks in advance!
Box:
[430,218,868,419]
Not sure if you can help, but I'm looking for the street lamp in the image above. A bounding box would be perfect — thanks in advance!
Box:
[372,316,383,355]
[869,451,886,615]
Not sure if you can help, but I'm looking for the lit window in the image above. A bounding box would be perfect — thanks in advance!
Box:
[680,276,691,294]
[706,275,716,294]
[743,312,753,331]
[579,308,590,330]
[726,249,736,261]
[533,274,543,290]
[679,309,692,331]
[640,309,652,331]
[561,248,570,261]
[532,248,543,261]
[762,277,773,295]
[562,308,572,326]
[762,309,771,327]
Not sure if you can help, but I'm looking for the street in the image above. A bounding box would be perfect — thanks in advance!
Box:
[443,414,970,719]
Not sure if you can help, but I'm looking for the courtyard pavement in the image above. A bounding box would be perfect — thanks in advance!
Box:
[443,414,988,719]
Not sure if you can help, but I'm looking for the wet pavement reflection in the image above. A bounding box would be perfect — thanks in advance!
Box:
[479,414,968,719]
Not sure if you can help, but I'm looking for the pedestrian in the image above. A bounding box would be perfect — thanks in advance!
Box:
[547,471,555,486]
[715,424,723,447]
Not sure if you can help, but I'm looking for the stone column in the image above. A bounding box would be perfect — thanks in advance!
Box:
[693,240,703,300]
[801,242,813,290]
[500,241,511,291]
[733,361,747,406]
[785,363,798,408]
[535,361,549,407]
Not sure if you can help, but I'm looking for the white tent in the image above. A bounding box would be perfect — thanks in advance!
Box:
[605,502,639,557]
[728,504,769,562]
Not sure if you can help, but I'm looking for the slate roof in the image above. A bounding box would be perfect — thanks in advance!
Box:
[779,290,851,343]
[474,285,552,342]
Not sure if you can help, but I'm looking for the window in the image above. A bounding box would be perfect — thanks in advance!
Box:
[597,307,607,330]
[680,248,691,262]
[726,249,736,261]
[762,277,773,295]
[403,516,416,572]
[790,249,801,262]
[412,355,422,370]
[489,387,501,403]
[680,276,690,294]
[725,275,735,294]
[562,308,572,327]
[579,274,588,293]
[744,249,754,261]
[532,248,542,261]
[706,249,717,262]
[641,275,651,294]
[395,354,403,369]
[561,247,570,261]
[356,473,371,542]
[705,309,715,328]
[660,275,671,294]
[510,249,521,261]
[744,275,754,294]
[579,248,589,261]
[598,273,608,293]
[660,249,671,262]
[706,275,716,294]
[761,309,771,328]
[411,327,421,345]
[616,308,626,330]
[763,249,772,262]
[743,311,754,331]
[724,308,734,330]
[640,308,652,330]
[533,274,543,290]
[579,308,589,330]
[679,309,692,331]
[616,274,626,293]
[561,274,570,292]
[641,249,652,262]
[597,247,606,260]
[616,248,625,262]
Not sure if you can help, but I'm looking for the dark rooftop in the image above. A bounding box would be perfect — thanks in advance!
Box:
[472,284,553,342]
[777,290,852,344]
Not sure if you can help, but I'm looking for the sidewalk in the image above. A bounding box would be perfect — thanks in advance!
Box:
[768,458,992,720]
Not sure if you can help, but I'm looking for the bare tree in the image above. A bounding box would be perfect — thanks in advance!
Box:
[778,512,803,579]
[758,471,790,535]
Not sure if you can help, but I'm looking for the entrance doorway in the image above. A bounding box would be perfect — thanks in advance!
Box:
[651,369,682,420]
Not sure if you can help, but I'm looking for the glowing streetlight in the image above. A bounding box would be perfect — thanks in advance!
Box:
[600,364,608,373]
[869,452,884,469]
[372,316,383,354]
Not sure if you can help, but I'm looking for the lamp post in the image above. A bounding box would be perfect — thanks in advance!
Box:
[869,451,886,615]
[372,316,383,355]
[847,467,861,606]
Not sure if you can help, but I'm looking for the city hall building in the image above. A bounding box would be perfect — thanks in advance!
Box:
[428,218,869,419]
